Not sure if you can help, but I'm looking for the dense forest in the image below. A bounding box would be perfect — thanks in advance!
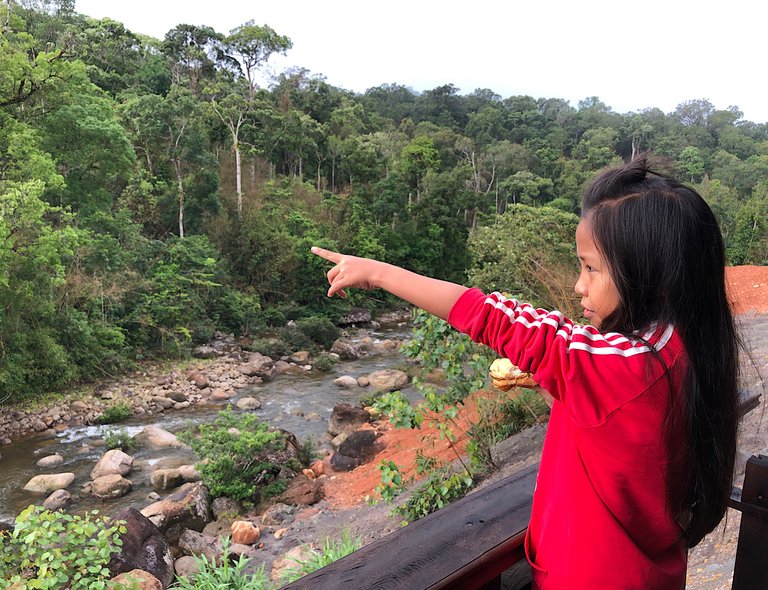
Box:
[2,0,767,402]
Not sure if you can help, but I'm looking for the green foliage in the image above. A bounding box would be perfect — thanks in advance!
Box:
[280,531,362,584]
[394,468,474,523]
[97,402,132,424]
[0,506,126,589]
[103,429,136,451]
[171,537,272,590]
[375,460,406,502]
[295,316,341,350]
[467,205,581,316]
[178,407,288,501]
[312,352,338,372]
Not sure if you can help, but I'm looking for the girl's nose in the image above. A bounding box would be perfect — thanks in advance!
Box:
[575,275,587,297]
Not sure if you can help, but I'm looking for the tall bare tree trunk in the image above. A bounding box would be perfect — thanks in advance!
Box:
[235,142,243,219]
[4,0,11,33]
[174,159,185,239]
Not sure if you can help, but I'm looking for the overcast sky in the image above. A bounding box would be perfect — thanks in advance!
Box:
[75,0,768,124]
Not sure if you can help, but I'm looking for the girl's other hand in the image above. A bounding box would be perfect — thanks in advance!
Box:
[311,246,382,298]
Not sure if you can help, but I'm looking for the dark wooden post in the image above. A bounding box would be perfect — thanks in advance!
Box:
[730,455,768,590]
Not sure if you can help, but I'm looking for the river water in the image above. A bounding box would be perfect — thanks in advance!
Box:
[0,326,414,523]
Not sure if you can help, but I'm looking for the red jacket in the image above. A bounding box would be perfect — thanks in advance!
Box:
[448,289,688,589]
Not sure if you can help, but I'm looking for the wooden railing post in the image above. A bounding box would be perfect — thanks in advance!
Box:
[730,455,768,590]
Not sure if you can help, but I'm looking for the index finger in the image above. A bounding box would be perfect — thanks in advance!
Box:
[311,246,342,263]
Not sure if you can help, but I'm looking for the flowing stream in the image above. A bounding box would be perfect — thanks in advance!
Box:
[0,326,413,523]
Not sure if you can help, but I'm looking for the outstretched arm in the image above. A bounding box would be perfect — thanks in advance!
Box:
[311,246,468,320]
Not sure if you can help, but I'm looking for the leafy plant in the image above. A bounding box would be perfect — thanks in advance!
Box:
[177,407,288,501]
[312,352,337,372]
[295,316,340,349]
[97,401,132,424]
[280,531,362,584]
[0,505,126,589]
[172,537,272,590]
[104,428,136,451]
[394,468,474,523]
[375,460,407,502]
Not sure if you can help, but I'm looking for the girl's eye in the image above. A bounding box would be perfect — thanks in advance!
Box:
[586,265,594,272]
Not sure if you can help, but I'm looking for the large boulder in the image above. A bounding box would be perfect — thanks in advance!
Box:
[178,529,257,563]
[141,482,212,545]
[136,426,184,449]
[337,308,372,326]
[92,474,132,499]
[328,403,370,436]
[367,369,409,392]
[330,338,364,360]
[333,375,359,389]
[92,449,134,479]
[150,468,184,491]
[43,489,72,511]
[108,508,174,589]
[23,472,75,494]
[278,477,324,506]
[238,352,275,380]
[337,429,378,460]
[36,454,64,468]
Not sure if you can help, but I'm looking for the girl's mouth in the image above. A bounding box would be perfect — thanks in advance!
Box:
[583,307,594,319]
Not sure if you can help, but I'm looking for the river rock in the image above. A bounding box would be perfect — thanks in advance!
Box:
[338,307,372,325]
[36,454,64,468]
[337,429,378,460]
[230,520,260,545]
[328,403,370,436]
[188,372,209,389]
[330,338,364,360]
[166,390,188,403]
[261,502,296,526]
[367,369,409,392]
[290,351,310,364]
[151,396,174,410]
[141,482,212,545]
[178,464,201,483]
[92,449,134,479]
[333,375,359,389]
[31,419,48,432]
[178,529,255,563]
[23,472,75,493]
[71,400,88,412]
[192,345,217,359]
[43,489,72,511]
[211,496,241,519]
[136,426,184,448]
[108,569,162,590]
[210,388,235,401]
[150,468,184,491]
[272,545,315,582]
[372,339,401,353]
[278,477,324,506]
[238,353,275,380]
[357,376,370,387]
[108,507,174,589]
[174,555,199,578]
[330,453,360,471]
[236,396,261,410]
[92,474,132,499]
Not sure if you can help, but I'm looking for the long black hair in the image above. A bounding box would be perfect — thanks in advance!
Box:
[581,155,739,547]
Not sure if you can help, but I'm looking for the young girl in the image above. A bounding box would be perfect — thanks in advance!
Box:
[311,156,740,589]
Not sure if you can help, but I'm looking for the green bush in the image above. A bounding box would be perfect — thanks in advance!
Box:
[97,401,133,424]
[246,338,291,359]
[280,531,362,584]
[312,352,338,372]
[172,537,271,590]
[295,316,340,350]
[104,428,136,451]
[0,505,126,589]
[278,324,314,353]
[395,468,474,522]
[178,407,288,501]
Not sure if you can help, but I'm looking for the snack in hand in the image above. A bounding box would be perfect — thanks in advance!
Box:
[489,358,537,391]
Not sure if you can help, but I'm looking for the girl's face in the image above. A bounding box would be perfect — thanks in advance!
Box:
[574,219,620,328]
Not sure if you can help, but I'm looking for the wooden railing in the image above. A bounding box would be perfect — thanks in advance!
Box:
[282,464,537,590]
